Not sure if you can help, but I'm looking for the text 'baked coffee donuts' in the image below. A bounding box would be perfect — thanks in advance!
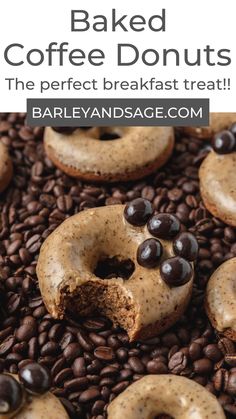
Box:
[37,199,198,341]
[43,126,174,182]
[0,362,69,419]
[200,122,236,226]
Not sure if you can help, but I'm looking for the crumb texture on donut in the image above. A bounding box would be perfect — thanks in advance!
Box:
[36,205,193,341]
[205,257,236,341]
[107,375,226,419]
[66,281,136,335]
[44,126,174,182]
[200,151,236,226]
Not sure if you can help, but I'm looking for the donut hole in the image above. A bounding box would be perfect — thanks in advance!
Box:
[98,127,122,141]
[94,256,135,280]
[154,415,173,419]
[99,132,120,141]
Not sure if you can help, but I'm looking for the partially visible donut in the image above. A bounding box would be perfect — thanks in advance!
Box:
[0,141,13,193]
[180,112,236,139]
[205,257,236,341]
[0,363,69,419]
[107,375,226,419]
[199,129,236,226]
[36,200,197,341]
[44,126,174,182]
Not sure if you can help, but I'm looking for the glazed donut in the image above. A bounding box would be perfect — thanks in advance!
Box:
[0,363,69,419]
[36,199,197,341]
[43,126,174,182]
[199,128,236,226]
[0,141,13,193]
[205,257,236,341]
[180,112,236,139]
[107,374,225,419]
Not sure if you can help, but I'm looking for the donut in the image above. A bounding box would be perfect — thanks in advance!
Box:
[0,363,69,419]
[36,199,198,341]
[199,128,236,226]
[0,141,13,193]
[107,374,226,419]
[43,126,174,182]
[205,257,236,341]
[180,112,236,139]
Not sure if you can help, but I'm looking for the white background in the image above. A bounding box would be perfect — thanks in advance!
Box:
[0,0,235,112]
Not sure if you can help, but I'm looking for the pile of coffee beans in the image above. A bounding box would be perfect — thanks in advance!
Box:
[0,113,236,418]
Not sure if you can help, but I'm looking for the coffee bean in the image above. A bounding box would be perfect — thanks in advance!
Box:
[94,347,116,361]
[15,323,36,342]
[60,332,75,350]
[116,348,128,362]
[41,341,59,356]
[225,354,236,367]
[79,388,100,403]
[193,358,213,375]
[203,344,223,362]
[92,400,106,415]
[51,358,65,378]
[63,343,82,362]
[56,195,73,212]
[213,369,229,392]
[112,381,129,394]
[218,338,235,355]
[64,377,89,391]
[128,357,145,374]
[0,336,15,356]
[226,372,236,396]
[54,368,73,386]
[72,357,86,377]
[189,342,202,361]
[48,324,64,341]
[83,318,108,332]
[59,397,77,417]
[168,351,187,374]
[160,257,193,287]
[19,362,51,394]
[77,331,93,352]
[147,360,168,374]
[100,366,119,378]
